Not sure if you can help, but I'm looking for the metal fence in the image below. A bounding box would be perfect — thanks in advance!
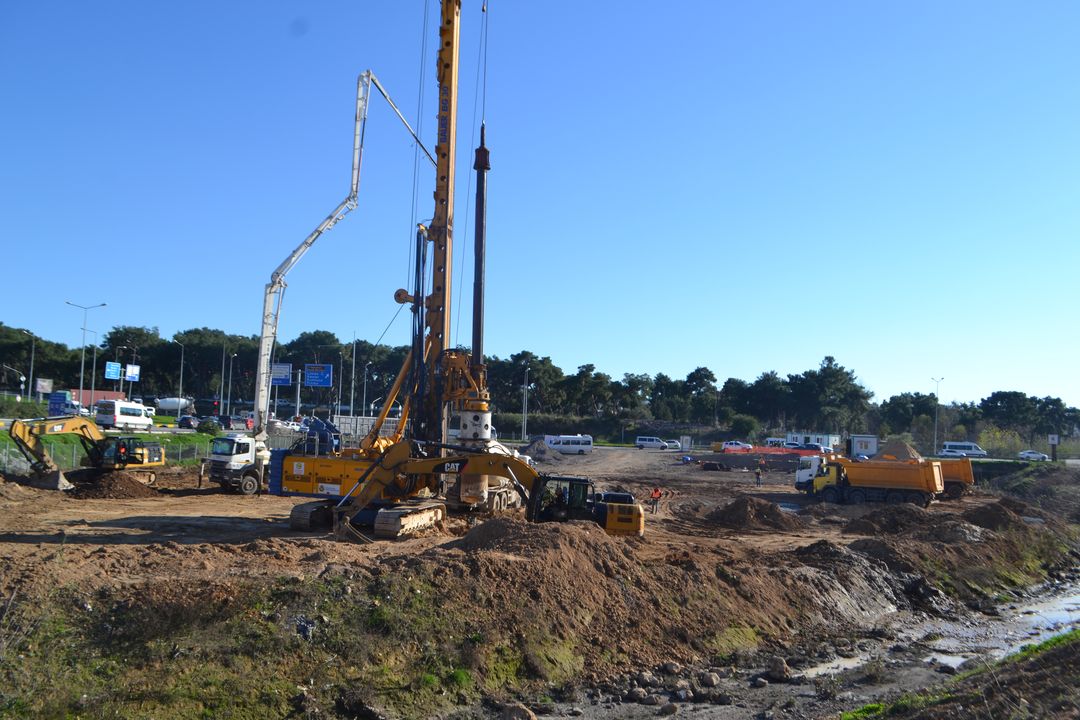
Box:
[0,435,213,475]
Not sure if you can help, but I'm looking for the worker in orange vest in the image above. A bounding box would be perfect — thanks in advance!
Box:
[649,486,662,514]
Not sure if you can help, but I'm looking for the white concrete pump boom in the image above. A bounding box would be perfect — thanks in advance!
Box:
[252,71,370,454]
[251,70,438,473]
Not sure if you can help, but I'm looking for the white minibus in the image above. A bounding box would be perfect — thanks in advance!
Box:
[544,434,594,455]
[96,400,154,431]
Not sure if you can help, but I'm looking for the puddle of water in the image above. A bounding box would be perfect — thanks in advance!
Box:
[912,583,1080,662]
[923,652,970,668]
[801,654,869,678]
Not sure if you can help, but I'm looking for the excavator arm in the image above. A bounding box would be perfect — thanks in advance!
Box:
[8,416,107,489]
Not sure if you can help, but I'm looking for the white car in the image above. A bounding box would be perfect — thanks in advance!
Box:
[665,439,682,451]
[938,448,967,457]
[722,440,753,451]
[1018,450,1050,462]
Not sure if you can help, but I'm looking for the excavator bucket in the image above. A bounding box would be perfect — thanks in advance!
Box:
[29,469,73,492]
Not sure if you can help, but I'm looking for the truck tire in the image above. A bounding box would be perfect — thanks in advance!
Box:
[847,489,867,505]
[944,482,965,500]
[820,486,840,504]
[239,474,260,495]
[886,491,905,504]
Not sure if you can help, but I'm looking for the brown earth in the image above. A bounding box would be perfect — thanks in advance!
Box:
[0,449,1077,719]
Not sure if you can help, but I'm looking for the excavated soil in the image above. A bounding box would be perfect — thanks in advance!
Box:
[66,468,160,499]
[0,451,1077,719]
[705,496,804,531]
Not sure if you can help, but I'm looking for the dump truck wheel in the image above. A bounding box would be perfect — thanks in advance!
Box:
[820,487,840,504]
[847,489,867,505]
[945,482,965,500]
[886,491,905,504]
[239,474,259,495]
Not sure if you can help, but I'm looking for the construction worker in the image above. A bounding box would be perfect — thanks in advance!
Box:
[649,486,662,513]
[755,456,766,487]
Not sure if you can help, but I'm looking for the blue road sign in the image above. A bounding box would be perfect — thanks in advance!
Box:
[48,391,66,416]
[104,361,122,380]
[304,363,333,388]
[271,363,292,387]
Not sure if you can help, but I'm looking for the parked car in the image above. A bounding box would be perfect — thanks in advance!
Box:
[799,443,825,452]
[938,448,967,457]
[783,442,802,449]
[177,415,199,429]
[635,436,668,450]
[1018,450,1050,462]
[665,439,682,451]
[722,441,753,451]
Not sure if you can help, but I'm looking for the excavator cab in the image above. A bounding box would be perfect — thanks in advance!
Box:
[526,476,645,537]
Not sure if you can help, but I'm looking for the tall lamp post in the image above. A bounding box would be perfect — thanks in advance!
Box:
[21,330,35,402]
[362,362,372,418]
[115,345,128,394]
[85,330,99,407]
[932,377,944,454]
[227,353,237,416]
[174,340,185,418]
[521,366,530,441]
[349,335,357,417]
[336,352,344,418]
[65,301,106,406]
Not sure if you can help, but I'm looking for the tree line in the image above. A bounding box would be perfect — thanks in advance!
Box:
[1,322,1076,448]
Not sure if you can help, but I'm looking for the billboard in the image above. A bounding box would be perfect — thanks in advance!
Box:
[124,364,141,382]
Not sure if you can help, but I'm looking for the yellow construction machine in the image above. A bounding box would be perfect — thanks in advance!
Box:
[8,416,165,489]
[250,0,645,539]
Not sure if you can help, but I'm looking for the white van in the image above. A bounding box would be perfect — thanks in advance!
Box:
[95,400,154,431]
[635,436,668,450]
[544,434,594,455]
[941,441,988,458]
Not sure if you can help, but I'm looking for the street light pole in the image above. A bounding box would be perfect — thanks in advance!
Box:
[336,352,343,418]
[21,330,35,402]
[85,330,98,407]
[219,343,227,416]
[362,362,372,418]
[174,340,185,418]
[932,377,944,454]
[227,353,237,416]
[65,301,106,406]
[521,366,530,441]
[116,345,128,395]
[350,334,357,417]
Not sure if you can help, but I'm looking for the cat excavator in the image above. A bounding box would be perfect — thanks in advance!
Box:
[8,416,166,489]
[254,0,644,539]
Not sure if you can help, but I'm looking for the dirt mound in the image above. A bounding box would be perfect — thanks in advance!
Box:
[872,439,922,461]
[518,438,563,463]
[68,471,159,499]
[706,496,803,531]
[962,500,1024,531]
[447,516,615,555]
[842,503,930,535]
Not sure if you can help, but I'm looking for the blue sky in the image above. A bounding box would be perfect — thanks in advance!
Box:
[2,1,1078,407]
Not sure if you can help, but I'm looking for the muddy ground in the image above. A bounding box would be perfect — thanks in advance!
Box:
[0,448,1078,719]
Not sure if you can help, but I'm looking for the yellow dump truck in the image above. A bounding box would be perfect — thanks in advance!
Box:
[795,455,943,507]
[936,457,975,499]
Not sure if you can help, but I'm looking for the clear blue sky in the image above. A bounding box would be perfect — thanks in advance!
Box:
[3,1,1079,408]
